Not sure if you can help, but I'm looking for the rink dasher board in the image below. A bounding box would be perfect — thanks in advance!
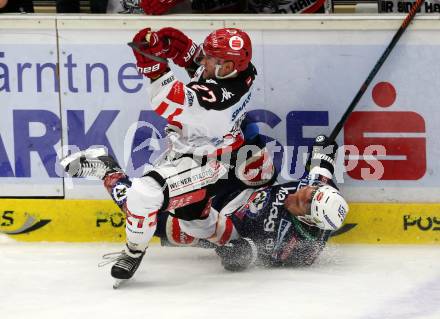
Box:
[0,199,438,244]
[1,16,440,202]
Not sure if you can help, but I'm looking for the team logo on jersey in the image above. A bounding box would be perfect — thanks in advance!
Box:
[237,189,270,219]
[112,183,128,205]
[221,88,234,102]
[248,190,269,213]
[229,36,244,50]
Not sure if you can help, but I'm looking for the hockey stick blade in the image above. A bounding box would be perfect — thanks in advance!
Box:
[329,0,425,142]
[127,41,168,64]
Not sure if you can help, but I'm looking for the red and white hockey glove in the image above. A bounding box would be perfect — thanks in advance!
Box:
[132,28,169,79]
[140,0,183,15]
[157,27,198,68]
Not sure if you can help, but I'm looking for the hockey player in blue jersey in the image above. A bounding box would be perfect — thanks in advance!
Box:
[210,134,349,270]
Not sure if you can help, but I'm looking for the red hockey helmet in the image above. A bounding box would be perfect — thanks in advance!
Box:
[202,28,252,72]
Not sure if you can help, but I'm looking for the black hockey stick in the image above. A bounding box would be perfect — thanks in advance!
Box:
[127,41,169,64]
[329,0,425,142]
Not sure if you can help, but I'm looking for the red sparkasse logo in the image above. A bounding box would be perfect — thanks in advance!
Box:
[344,81,426,180]
[229,36,244,50]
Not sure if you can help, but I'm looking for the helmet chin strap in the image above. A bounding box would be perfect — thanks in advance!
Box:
[214,64,238,79]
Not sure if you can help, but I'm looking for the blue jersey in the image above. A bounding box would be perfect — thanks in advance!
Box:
[230,178,333,267]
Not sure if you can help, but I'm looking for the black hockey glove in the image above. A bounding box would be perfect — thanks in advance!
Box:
[215,237,258,272]
[305,135,338,175]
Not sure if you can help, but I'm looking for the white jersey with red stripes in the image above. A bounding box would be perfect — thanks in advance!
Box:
[147,63,257,157]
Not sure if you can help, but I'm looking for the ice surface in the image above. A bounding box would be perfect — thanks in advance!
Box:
[1,237,439,319]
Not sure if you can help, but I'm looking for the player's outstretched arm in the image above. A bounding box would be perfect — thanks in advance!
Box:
[306,134,338,181]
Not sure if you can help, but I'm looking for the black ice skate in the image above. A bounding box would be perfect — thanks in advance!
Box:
[60,148,121,180]
[100,245,146,289]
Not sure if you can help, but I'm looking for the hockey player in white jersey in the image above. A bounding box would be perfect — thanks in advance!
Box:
[154,135,349,271]
[60,27,275,287]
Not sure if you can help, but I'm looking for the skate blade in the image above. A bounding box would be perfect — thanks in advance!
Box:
[60,147,107,168]
[113,279,127,289]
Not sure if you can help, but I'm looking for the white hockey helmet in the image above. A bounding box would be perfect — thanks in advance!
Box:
[308,185,349,230]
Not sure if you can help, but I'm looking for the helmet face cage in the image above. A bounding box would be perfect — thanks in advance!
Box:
[201,28,252,72]
[295,184,320,228]
[193,45,237,79]
[193,46,206,66]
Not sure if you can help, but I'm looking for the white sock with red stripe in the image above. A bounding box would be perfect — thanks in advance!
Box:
[179,207,219,239]
[165,216,199,246]
[208,212,239,245]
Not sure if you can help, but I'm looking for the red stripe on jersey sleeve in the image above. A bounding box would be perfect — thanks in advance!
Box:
[155,102,169,116]
[167,108,183,129]
[168,121,183,130]
[167,82,185,105]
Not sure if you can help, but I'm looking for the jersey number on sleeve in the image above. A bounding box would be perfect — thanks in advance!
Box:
[190,84,217,103]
